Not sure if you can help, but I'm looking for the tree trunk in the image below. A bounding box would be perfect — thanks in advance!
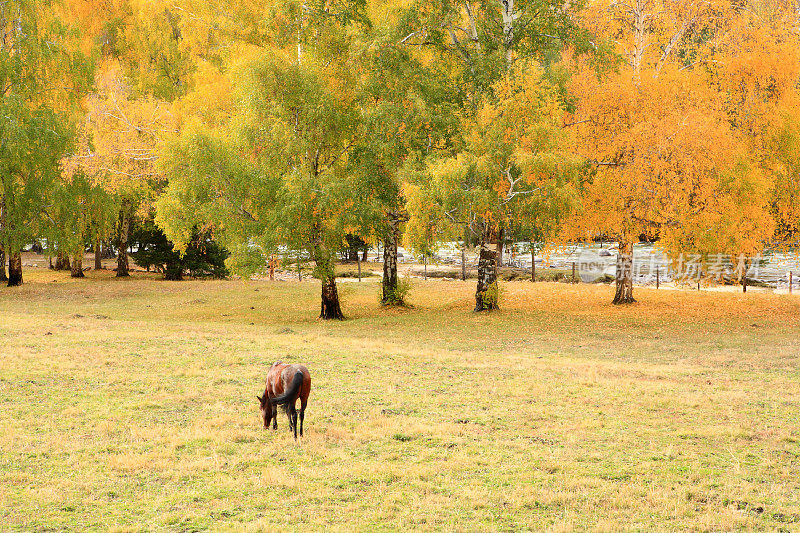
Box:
[0,246,6,282]
[0,197,7,283]
[55,251,70,271]
[496,228,504,268]
[382,215,401,305]
[320,274,343,320]
[612,240,635,305]
[117,208,130,277]
[461,243,467,281]
[475,240,499,312]
[362,248,368,262]
[531,248,536,282]
[7,251,22,287]
[94,239,102,270]
[501,0,515,66]
[70,251,84,278]
[741,256,749,293]
[314,245,344,320]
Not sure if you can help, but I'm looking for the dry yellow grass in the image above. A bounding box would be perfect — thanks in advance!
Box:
[1,268,799,531]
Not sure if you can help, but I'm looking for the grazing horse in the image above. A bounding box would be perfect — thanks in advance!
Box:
[257,361,311,439]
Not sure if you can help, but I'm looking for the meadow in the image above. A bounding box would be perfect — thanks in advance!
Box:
[1,268,799,531]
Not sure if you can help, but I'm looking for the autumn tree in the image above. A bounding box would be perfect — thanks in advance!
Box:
[0,0,92,286]
[82,63,174,277]
[55,0,190,279]
[406,61,578,310]
[707,1,800,252]
[351,21,459,305]
[44,171,117,277]
[566,0,773,303]
[395,0,591,310]
[158,1,369,319]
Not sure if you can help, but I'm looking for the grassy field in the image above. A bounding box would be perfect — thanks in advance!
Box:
[1,268,800,531]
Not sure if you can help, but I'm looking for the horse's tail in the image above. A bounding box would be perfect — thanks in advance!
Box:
[270,372,304,406]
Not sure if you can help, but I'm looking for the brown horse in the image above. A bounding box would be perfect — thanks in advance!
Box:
[257,361,311,439]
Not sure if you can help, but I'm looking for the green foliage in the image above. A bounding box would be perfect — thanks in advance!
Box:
[156,126,263,260]
[392,0,594,105]
[346,33,461,245]
[0,1,93,255]
[0,102,72,252]
[404,60,579,255]
[158,18,366,294]
[44,172,118,258]
[223,243,272,278]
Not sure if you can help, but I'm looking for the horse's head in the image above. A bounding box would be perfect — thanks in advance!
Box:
[256,395,270,428]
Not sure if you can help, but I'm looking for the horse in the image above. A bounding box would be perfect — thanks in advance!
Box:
[257,361,312,439]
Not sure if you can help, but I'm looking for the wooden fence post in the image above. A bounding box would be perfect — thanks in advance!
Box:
[269,255,275,281]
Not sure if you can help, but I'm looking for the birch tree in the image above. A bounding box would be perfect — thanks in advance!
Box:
[406,61,579,309]
[157,0,368,319]
[82,63,173,277]
[352,27,459,305]
[0,0,91,286]
[708,1,800,251]
[567,0,771,303]
[397,0,588,310]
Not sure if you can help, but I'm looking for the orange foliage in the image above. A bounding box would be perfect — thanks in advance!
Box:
[566,0,774,260]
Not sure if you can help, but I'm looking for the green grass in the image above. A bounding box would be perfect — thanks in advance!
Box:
[1,268,800,531]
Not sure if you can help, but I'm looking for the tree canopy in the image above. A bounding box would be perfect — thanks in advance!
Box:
[0,0,796,311]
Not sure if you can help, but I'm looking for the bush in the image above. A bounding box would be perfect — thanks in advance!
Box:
[380,275,412,306]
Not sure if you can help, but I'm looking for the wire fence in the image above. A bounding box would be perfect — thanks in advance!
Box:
[363,242,800,291]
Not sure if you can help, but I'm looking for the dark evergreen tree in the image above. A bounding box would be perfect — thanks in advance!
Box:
[131,220,229,280]
[342,234,368,262]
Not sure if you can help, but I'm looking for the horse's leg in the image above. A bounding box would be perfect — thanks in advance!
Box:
[290,404,298,440]
[271,403,278,430]
[284,404,293,431]
[299,398,307,437]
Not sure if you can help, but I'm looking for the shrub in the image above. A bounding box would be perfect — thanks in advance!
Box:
[380,275,412,306]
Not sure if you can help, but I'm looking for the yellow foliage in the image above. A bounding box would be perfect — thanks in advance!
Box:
[566,1,775,258]
[78,61,176,211]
